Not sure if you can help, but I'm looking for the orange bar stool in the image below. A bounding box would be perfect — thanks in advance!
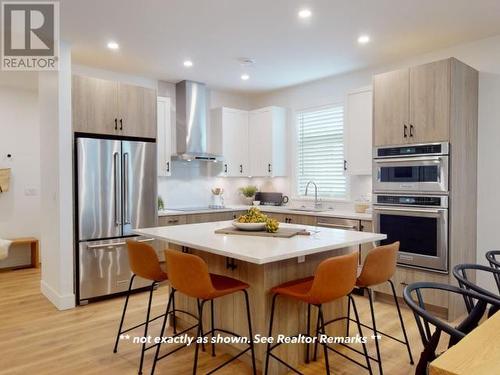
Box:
[113,240,199,375]
[264,252,372,375]
[151,249,257,375]
[344,241,413,375]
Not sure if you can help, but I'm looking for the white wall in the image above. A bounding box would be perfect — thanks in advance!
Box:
[39,43,75,310]
[0,84,40,268]
[477,73,500,290]
[252,34,500,291]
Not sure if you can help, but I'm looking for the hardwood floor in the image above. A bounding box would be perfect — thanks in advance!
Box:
[0,268,426,375]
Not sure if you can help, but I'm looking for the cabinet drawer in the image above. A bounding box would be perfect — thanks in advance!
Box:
[373,267,449,308]
[158,215,187,226]
[316,217,360,231]
[285,214,317,225]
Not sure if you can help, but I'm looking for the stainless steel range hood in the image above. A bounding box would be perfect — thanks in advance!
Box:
[173,80,223,162]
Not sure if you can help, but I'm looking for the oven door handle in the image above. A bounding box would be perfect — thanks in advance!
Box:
[373,206,444,214]
[374,156,443,164]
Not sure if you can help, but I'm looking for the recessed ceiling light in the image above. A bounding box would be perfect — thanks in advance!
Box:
[298,9,312,18]
[358,35,370,44]
[241,74,250,81]
[183,60,193,67]
[107,41,119,50]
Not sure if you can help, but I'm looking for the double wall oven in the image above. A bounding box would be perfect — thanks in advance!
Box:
[373,142,449,273]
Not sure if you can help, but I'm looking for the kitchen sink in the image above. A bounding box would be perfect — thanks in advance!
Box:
[289,207,328,213]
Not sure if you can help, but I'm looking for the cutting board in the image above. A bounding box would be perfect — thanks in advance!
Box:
[215,226,310,238]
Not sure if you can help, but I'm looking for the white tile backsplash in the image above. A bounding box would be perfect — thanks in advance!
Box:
[158,160,371,209]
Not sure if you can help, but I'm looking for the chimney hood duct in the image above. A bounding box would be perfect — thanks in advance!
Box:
[173,80,223,162]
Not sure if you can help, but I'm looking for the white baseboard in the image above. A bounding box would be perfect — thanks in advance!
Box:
[41,280,75,310]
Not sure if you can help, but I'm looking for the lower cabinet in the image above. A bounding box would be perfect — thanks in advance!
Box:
[372,267,449,310]
[285,214,317,225]
[158,215,187,226]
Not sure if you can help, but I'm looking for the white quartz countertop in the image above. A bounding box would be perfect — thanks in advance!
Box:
[159,205,372,221]
[134,221,385,264]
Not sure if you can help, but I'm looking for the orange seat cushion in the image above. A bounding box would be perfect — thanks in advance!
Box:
[209,274,250,299]
[271,277,314,302]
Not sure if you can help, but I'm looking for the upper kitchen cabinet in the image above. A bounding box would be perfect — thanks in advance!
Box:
[345,87,373,175]
[373,68,409,146]
[157,96,172,177]
[248,106,287,177]
[118,83,157,138]
[409,59,450,143]
[211,107,249,177]
[373,58,452,146]
[72,75,157,139]
[72,75,119,135]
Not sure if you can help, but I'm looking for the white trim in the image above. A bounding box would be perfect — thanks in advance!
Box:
[41,280,75,310]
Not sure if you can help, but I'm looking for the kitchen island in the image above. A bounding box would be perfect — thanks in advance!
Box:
[134,221,385,374]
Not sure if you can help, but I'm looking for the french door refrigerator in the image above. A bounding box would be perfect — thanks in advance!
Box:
[76,137,157,304]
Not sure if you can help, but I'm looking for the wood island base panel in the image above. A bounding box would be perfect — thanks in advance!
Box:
[169,244,350,374]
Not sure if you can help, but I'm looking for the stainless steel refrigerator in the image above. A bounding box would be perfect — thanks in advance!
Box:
[75,137,157,304]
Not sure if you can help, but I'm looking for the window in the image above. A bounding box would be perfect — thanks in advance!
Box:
[296,104,347,199]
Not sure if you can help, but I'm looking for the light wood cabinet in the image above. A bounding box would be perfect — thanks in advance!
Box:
[284,214,317,225]
[72,75,119,135]
[118,83,157,138]
[409,60,450,143]
[72,75,157,139]
[373,68,409,146]
[158,215,187,226]
[373,266,449,309]
[186,211,237,224]
[373,58,452,146]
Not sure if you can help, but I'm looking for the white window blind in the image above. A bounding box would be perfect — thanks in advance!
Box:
[296,104,347,199]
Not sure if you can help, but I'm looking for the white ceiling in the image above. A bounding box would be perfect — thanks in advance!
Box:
[60,0,500,93]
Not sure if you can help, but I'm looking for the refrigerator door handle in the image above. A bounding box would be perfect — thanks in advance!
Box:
[113,152,121,225]
[123,152,131,225]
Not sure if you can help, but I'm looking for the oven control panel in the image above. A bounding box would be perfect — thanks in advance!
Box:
[375,142,449,158]
[375,194,448,208]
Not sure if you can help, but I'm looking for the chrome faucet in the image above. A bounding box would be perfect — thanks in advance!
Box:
[304,181,322,209]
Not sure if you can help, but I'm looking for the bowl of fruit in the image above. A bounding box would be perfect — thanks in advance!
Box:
[233,207,280,233]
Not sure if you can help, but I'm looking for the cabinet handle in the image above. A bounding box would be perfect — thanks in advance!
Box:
[119,119,123,130]
[240,164,243,174]
[268,163,272,173]
[224,164,228,173]
[409,124,414,137]
[166,161,170,173]
[403,124,408,138]
[344,160,347,171]
[114,118,118,130]
[167,219,179,224]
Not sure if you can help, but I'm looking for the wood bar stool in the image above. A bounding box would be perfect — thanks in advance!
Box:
[344,241,413,375]
[151,249,257,375]
[113,240,198,375]
[265,252,372,375]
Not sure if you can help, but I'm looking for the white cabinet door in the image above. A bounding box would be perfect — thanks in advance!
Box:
[157,96,172,176]
[346,87,372,175]
[248,107,286,177]
[222,109,249,177]
[249,109,274,176]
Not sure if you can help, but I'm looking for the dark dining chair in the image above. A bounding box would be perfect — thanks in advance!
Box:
[452,263,500,317]
[403,282,500,375]
[486,250,500,291]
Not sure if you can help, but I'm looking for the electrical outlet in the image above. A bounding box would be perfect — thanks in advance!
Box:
[24,188,38,196]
